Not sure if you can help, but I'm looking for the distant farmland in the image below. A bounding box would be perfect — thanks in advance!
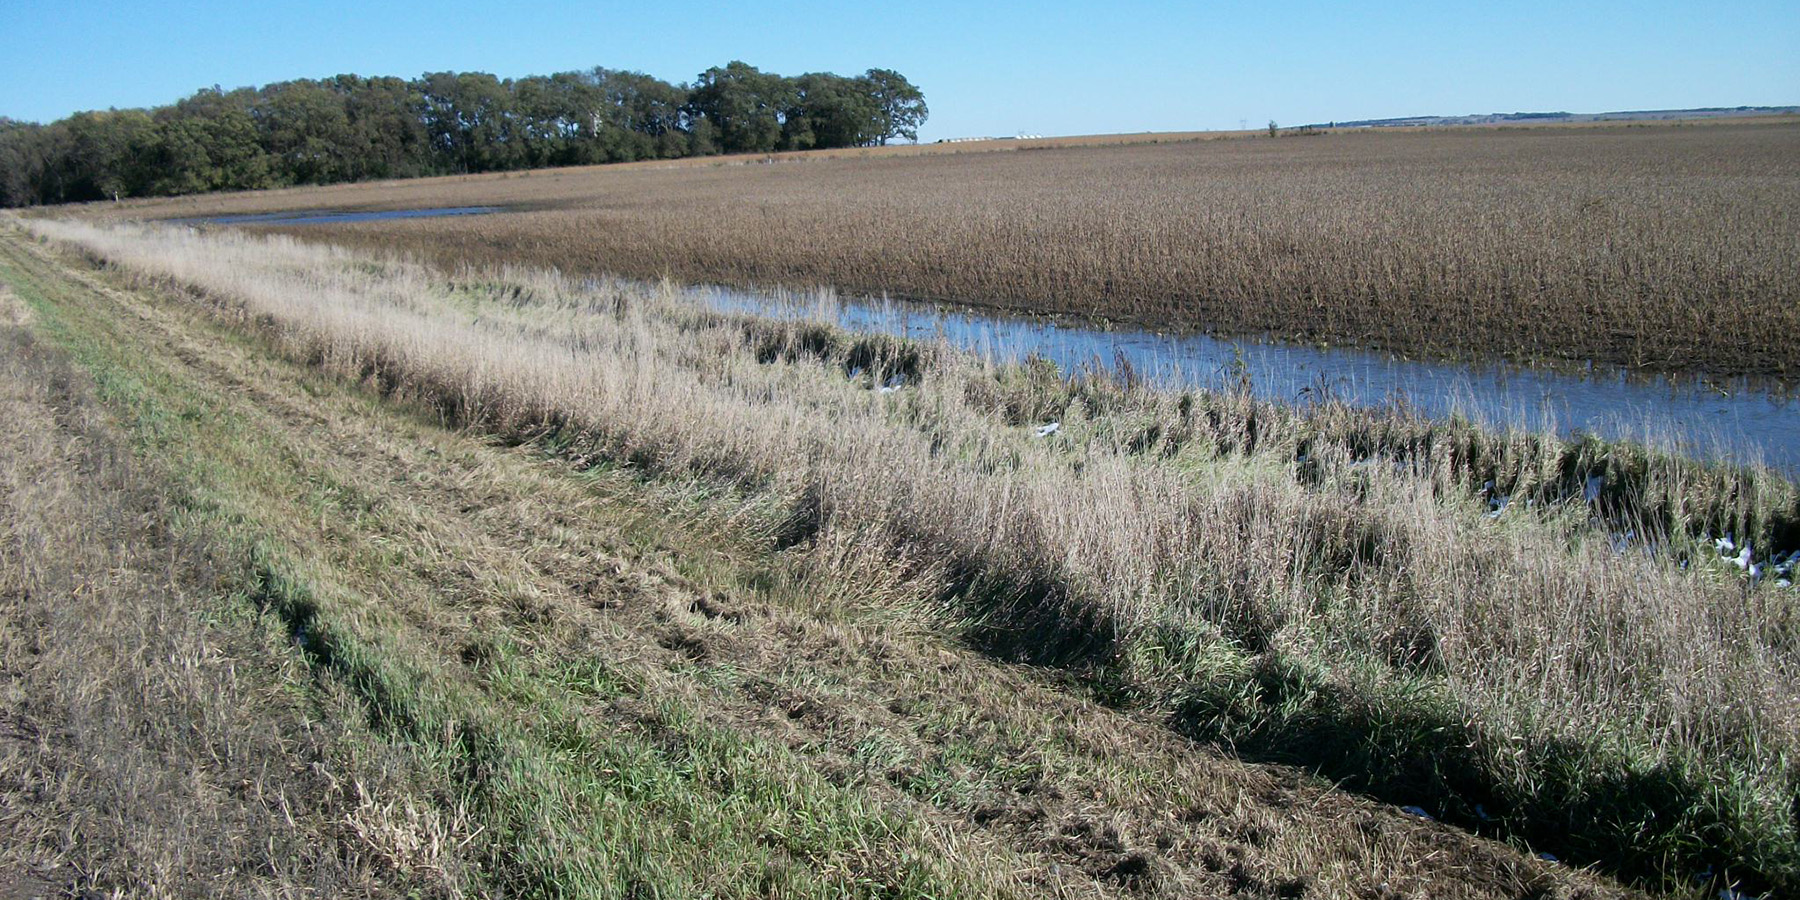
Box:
[106,120,1800,382]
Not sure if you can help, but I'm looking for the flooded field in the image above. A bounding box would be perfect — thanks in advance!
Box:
[170,206,502,227]
[706,285,1800,474]
[162,202,1800,474]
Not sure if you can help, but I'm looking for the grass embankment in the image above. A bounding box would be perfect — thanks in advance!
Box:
[0,224,1024,897]
[0,222,1649,897]
[0,260,419,893]
[0,280,410,896]
[87,121,1800,381]
[13,218,1797,895]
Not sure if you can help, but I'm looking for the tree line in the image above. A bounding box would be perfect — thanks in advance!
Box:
[0,61,927,207]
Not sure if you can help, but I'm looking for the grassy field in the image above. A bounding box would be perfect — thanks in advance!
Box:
[84,120,1800,383]
[0,219,1647,898]
[9,216,1797,896]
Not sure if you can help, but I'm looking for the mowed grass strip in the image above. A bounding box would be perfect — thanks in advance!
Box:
[0,277,415,896]
[16,218,1796,894]
[0,230,1036,899]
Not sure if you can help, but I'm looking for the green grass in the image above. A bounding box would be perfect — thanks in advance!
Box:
[0,236,1023,899]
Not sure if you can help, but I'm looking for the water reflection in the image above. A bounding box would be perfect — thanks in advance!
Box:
[701,287,1800,475]
[171,206,502,227]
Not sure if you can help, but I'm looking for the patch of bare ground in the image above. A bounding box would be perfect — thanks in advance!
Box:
[0,223,1643,896]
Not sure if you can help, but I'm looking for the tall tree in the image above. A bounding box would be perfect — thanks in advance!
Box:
[861,69,928,144]
[55,109,157,201]
[256,80,356,185]
[152,87,273,194]
[784,73,885,150]
[512,73,585,167]
[0,119,50,206]
[335,75,432,179]
[589,68,689,161]
[0,61,924,206]
[686,61,793,154]
[418,71,519,173]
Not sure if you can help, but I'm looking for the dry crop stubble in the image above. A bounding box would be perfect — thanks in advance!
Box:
[19,217,1799,893]
[86,120,1800,381]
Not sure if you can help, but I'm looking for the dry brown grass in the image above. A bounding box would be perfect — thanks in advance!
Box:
[22,217,1796,893]
[0,220,1659,899]
[85,120,1800,382]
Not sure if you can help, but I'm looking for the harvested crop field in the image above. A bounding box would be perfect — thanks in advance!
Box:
[99,120,1800,382]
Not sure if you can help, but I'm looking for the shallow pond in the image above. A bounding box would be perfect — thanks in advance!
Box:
[701,287,1800,475]
[171,206,502,227]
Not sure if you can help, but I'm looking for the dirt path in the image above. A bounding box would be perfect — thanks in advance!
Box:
[0,232,1637,898]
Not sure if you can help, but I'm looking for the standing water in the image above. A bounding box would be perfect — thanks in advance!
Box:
[700,286,1800,476]
[170,207,1799,475]
[170,206,503,227]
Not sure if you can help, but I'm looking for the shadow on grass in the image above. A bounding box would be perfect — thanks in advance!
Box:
[938,558,1799,897]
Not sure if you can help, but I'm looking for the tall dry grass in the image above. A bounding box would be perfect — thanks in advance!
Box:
[24,217,1800,893]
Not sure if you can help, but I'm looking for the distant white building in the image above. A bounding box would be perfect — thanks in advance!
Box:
[937,133,1043,143]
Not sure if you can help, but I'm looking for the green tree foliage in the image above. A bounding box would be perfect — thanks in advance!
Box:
[152,88,274,194]
[783,73,884,150]
[510,73,588,167]
[0,61,927,207]
[0,119,51,207]
[258,80,357,185]
[860,69,928,145]
[336,76,432,180]
[590,68,690,161]
[418,71,520,174]
[59,110,159,200]
[686,61,794,154]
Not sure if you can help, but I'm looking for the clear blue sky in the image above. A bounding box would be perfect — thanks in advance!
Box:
[2,0,1795,137]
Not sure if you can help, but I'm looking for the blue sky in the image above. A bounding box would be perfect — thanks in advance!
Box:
[2,0,1795,138]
